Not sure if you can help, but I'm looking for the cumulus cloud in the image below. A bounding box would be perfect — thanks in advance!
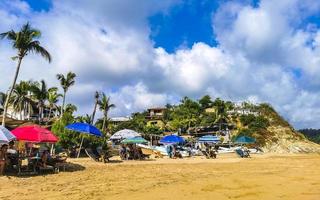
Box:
[1,0,320,128]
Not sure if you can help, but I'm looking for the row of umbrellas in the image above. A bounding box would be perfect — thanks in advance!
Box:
[0,122,256,146]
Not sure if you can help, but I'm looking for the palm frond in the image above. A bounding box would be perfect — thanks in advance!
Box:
[28,41,52,62]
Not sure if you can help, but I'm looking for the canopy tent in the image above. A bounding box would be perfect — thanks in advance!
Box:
[110,129,141,140]
[11,125,58,143]
[234,136,256,144]
[159,134,185,144]
[198,135,220,143]
[0,125,16,144]
[121,136,148,144]
[65,122,103,158]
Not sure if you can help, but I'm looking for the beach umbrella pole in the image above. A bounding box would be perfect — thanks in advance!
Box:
[77,135,84,158]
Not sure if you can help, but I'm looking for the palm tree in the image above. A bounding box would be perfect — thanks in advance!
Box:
[10,81,33,119]
[0,23,51,126]
[47,87,62,121]
[98,93,115,132]
[91,91,100,124]
[56,72,76,116]
[64,103,77,115]
[30,80,49,122]
[0,92,7,114]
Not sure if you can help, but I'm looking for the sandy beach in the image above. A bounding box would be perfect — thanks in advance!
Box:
[0,154,320,200]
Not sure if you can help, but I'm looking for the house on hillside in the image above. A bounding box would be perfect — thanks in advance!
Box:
[110,117,130,126]
[145,107,166,128]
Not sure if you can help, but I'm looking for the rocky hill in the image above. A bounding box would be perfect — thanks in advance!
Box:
[237,103,320,153]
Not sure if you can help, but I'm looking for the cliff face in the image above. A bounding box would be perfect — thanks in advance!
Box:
[262,126,320,153]
[236,103,320,153]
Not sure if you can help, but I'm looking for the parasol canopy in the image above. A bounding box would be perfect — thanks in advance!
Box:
[159,134,185,144]
[121,136,148,144]
[110,129,141,140]
[12,125,58,143]
[0,125,16,144]
[234,136,256,144]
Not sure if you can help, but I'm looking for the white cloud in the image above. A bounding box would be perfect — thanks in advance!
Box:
[1,0,320,128]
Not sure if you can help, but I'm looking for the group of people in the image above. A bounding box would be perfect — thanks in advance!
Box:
[0,141,67,176]
[119,144,146,160]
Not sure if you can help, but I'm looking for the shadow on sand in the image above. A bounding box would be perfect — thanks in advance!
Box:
[5,162,86,178]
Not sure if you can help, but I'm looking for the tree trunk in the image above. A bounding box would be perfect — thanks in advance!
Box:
[61,91,66,117]
[46,107,52,125]
[91,101,98,125]
[2,57,23,126]
[102,116,106,132]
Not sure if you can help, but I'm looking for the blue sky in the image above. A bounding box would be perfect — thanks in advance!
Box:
[1,0,320,128]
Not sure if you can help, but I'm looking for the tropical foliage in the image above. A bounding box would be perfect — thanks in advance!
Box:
[0,23,51,125]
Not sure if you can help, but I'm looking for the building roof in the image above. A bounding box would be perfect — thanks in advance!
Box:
[147,107,166,111]
[110,117,130,122]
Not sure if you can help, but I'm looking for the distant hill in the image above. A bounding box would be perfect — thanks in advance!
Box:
[299,129,320,144]
[234,103,320,153]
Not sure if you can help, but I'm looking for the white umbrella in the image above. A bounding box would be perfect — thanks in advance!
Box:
[110,129,141,140]
[0,125,16,144]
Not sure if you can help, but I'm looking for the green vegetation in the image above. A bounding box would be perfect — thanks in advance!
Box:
[1,23,51,126]
[299,129,320,144]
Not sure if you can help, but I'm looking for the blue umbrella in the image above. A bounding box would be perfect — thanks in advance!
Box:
[160,135,185,144]
[65,123,102,137]
[65,123,103,158]
[198,135,220,143]
[234,136,255,144]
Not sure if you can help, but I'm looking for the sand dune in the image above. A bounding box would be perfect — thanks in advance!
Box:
[1,154,320,200]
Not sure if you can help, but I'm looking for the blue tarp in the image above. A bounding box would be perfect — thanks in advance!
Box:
[159,135,185,144]
[234,136,255,144]
[65,123,102,137]
[198,135,220,143]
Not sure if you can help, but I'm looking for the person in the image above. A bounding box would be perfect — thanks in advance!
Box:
[6,141,18,170]
[166,145,173,158]
[0,144,8,175]
[119,145,127,160]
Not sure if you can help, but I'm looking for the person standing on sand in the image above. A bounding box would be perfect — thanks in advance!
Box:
[0,144,8,175]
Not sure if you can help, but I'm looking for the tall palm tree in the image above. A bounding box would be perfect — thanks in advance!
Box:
[91,91,100,124]
[98,93,115,132]
[0,92,7,114]
[30,80,49,122]
[0,23,51,126]
[10,80,33,119]
[64,103,77,115]
[47,87,62,121]
[56,72,76,116]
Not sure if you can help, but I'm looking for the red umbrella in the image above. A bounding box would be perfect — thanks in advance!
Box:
[12,125,58,143]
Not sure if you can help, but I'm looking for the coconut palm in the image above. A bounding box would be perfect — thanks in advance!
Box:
[10,80,34,119]
[91,91,100,124]
[98,93,115,132]
[56,72,76,116]
[0,92,7,114]
[0,23,51,126]
[47,87,62,121]
[64,103,77,115]
[30,80,50,122]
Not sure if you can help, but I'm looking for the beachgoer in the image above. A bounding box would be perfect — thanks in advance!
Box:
[0,144,8,175]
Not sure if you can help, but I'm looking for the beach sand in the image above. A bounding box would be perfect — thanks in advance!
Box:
[0,153,320,200]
